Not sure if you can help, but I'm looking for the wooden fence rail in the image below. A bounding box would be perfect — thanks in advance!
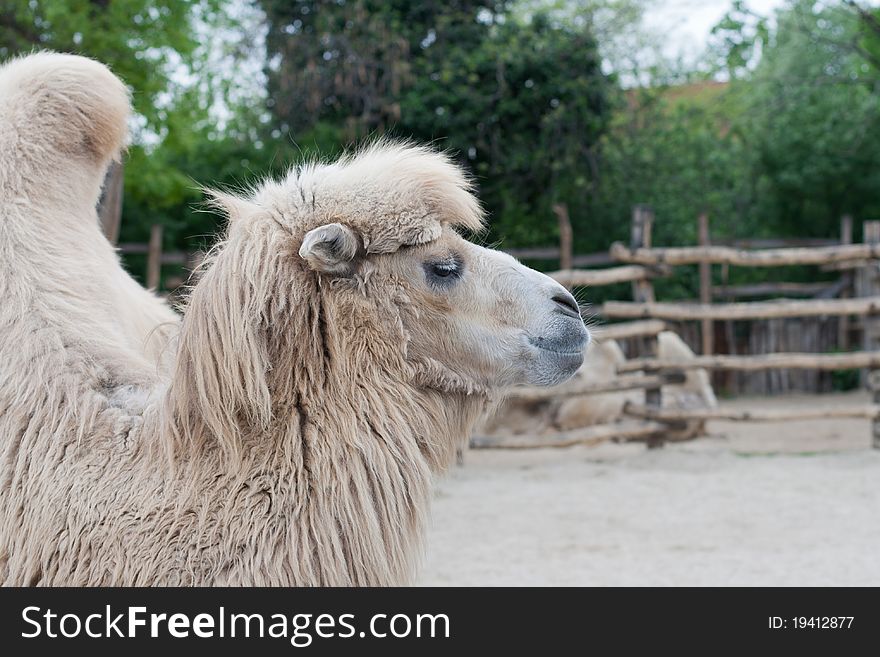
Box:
[712,237,839,249]
[610,242,880,267]
[602,296,880,321]
[618,350,880,374]
[549,265,668,287]
[624,402,880,422]
[470,420,666,450]
[711,281,839,299]
[594,320,667,341]
[508,372,686,402]
[503,247,615,267]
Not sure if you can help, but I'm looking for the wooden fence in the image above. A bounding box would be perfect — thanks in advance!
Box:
[114,228,203,293]
[474,207,880,451]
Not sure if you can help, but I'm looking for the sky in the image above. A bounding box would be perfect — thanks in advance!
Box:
[643,0,788,66]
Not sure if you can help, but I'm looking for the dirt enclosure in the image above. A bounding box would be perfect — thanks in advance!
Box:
[421,391,880,586]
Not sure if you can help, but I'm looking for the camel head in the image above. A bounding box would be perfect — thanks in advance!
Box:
[170,141,590,458]
[301,223,589,390]
[293,144,590,394]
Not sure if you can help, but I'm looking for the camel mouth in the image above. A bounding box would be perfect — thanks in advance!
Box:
[527,328,590,357]
[530,344,585,357]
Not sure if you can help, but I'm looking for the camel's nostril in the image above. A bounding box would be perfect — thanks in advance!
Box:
[552,293,581,318]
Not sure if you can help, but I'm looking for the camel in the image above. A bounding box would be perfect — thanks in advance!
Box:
[0,53,589,585]
[481,331,717,440]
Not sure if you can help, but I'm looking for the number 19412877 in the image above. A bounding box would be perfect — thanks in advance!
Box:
[769,617,854,629]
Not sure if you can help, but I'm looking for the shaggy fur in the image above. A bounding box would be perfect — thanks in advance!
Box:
[0,53,503,586]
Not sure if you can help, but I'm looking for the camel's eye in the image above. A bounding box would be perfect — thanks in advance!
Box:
[424,257,462,286]
[431,263,456,277]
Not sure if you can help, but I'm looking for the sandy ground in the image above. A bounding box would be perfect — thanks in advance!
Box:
[420,391,880,586]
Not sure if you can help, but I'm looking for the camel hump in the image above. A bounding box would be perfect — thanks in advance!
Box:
[0,51,130,165]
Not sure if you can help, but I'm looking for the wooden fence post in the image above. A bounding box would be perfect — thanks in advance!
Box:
[841,214,853,248]
[838,215,853,350]
[719,262,737,393]
[642,333,665,449]
[861,220,880,448]
[146,224,163,291]
[553,203,573,272]
[698,212,713,356]
[630,205,655,303]
[630,205,663,447]
[97,161,123,245]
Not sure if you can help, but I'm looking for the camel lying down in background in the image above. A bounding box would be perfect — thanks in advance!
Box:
[0,53,588,585]
[482,331,718,441]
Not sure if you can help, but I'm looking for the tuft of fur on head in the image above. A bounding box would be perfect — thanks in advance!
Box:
[0,51,129,165]
[248,139,485,247]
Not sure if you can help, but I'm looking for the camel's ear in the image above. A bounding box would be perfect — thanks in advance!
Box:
[299,223,360,275]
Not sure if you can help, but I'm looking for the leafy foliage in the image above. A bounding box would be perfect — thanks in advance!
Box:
[5,0,880,294]
[260,1,613,248]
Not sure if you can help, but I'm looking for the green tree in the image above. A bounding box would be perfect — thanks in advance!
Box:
[260,1,613,250]
[402,11,612,246]
[260,0,505,143]
[722,0,880,237]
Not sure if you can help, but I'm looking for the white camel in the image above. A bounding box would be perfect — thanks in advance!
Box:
[0,52,589,585]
